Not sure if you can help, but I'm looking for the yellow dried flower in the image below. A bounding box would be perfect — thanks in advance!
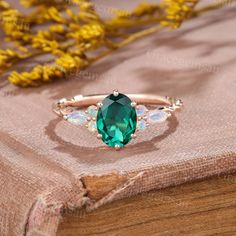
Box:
[80,23,105,40]
[0,0,10,10]
[44,7,66,23]
[0,49,28,72]
[0,0,230,87]
[132,3,160,17]
[20,0,67,7]
[1,9,30,41]
[67,23,105,42]
[110,8,130,18]
[66,9,78,22]
[8,64,65,87]
[49,25,66,34]
[161,0,199,28]
[75,0,94,11]
[56,54,83,71]
[32,31,60,53]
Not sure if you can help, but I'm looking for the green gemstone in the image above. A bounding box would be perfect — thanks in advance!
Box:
[96,93,137,147]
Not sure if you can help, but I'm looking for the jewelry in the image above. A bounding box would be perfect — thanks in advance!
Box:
[52,90,183,150]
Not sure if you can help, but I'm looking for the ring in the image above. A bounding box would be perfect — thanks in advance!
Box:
[52,90,183,150]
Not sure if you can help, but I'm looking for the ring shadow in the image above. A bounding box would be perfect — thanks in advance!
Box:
[44,115,179,164]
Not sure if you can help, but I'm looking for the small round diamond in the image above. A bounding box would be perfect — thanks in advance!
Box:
[87,120,97,132]
[136,105,147,117]
[147,109,168,123]
[66,111,87,125]
[87,105,98,117]
[137,120,147,131]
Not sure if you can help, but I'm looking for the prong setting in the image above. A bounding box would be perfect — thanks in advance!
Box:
[113,90,119,97]
[63,115,68,120]
[115,144,121,150]
[97,102,103,108]
[131,101,137,107]
[87,116,92,121]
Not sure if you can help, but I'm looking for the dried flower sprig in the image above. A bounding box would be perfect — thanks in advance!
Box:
[0,0,234,87]
[160,0,199,28]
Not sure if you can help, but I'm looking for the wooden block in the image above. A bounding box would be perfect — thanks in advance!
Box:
[57,172,236,235]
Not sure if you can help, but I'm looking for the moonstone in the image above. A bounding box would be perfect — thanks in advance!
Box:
[66,111,87,125]
[136,105,147,117]
[137,120,147,131]
[147,109,168,123]
[87,105,98,117]
[87,120,97,132]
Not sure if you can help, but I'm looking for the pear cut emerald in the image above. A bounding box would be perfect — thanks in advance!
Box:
[96,93,137,147]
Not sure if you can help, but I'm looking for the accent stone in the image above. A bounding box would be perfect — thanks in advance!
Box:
[137,120,147,131]
[96,93,137,147]
[87,120,97,132]
[136,105,147,117]
[87,105,98,117]
[66,110,87,125]
[147,109,168,123]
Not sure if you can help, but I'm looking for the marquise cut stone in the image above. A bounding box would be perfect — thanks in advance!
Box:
[136,105,147,117]
[96,93,137,147]
[147,109,168,123]
[66,110,87,125]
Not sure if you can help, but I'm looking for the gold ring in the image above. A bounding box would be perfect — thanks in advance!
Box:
[52,90,183,150]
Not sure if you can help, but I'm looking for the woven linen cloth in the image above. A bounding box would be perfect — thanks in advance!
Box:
[0,1,236,235]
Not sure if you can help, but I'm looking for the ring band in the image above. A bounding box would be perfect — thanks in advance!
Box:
[52,90,183,150]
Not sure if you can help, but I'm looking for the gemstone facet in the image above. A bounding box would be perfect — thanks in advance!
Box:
[96,93,137,147]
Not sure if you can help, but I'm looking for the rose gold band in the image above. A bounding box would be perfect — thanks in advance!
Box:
[53,94,183,117]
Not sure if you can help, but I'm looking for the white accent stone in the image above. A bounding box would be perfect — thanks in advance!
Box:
[147,109,168,123]
[87,120,97,132]
[87,105,98,117]
[136,105,147,117]
[66,111,87,125]
[137,120,147,131]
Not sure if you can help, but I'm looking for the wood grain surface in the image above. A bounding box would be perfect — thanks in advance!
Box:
[57,173,236,236]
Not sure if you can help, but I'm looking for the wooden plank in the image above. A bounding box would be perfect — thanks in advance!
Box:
[57,173,236,236]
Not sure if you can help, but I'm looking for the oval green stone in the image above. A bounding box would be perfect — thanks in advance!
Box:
[96,93,137,147]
